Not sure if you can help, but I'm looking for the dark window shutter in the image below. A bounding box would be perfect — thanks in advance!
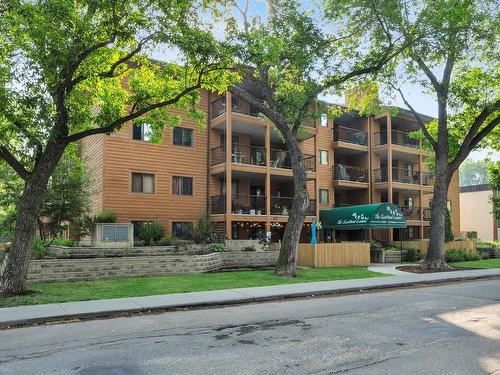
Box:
[133,124,142,140]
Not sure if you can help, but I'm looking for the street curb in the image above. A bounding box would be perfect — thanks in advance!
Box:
[1,274,498,329]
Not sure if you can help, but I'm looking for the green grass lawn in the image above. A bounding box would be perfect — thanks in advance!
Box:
[450,258,500,269]
[0,267,388,308]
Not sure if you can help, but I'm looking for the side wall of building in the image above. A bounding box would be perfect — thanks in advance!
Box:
[460,189,493,241]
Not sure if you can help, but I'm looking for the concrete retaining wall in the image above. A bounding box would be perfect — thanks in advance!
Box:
[28,253,223,282]
[27,251,280,282]
[221,251,279,269]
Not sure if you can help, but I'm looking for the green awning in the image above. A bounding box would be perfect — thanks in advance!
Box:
[320,203,407,230]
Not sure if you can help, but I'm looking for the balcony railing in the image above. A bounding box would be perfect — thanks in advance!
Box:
[211,96,262,119]
[211,145,266,167]
[271,196,316,216]
[333,164,368,183]
[333,126,368,146]
[422,172,434,186]
[210,195,316,216]
[373,129,419,148]
[212,145,315,171]
[392,167,420,184]
[232,194,266,214]
[422,207,431,221]
[270,149,315,171]
[399,206,421,220]
[374,167,420,184]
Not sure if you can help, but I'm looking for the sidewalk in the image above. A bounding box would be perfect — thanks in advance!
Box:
[1,264,499,328]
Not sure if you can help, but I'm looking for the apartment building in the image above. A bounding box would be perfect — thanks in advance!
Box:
[460,184,498,241]
[81,90,460,244]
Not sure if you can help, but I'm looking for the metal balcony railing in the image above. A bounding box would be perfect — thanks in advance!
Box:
[333,126,368,146]
[210,96,262,119]
[373,129,419,148]
[232,194,266,215]
[373,167,420,184]
[422,172,434,186]
[333,164,368,183]
[211,145,266,167]
[399,206,421,220]
[269,149,315,171]
[270,196,316,216]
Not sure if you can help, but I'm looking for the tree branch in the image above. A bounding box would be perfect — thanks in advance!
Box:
[412,53,443,95]
[0,146,30,180]
[449,100,500,172]
[391,84,438,151]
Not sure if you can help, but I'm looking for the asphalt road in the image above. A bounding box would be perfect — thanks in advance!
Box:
[0,279,499,375]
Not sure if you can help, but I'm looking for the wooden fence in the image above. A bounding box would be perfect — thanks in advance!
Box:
[389,239,476,256]
[297,243,370,268]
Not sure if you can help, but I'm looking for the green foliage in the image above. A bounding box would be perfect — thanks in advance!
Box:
[31,238,51,259]
[138,223,166,246]
[207,243,225,253]
[404,247,422,262]
[193,215,213,244]
[464,231,478,239]
[460,159,492,187]
[488,161,500,220]
[155,235,181,247]
[445,249,480,263]
[445,207,454,243]
[50,238,78,247]
[370,240,384,251]
[93,211,118,224]
[123,244,133,257]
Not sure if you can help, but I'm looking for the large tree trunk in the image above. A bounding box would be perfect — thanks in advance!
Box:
[422,155,452,270]
[0,145,65,296]
[274,140,309,277]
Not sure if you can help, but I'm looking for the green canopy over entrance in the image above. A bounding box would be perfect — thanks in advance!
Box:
[319,203,407,230]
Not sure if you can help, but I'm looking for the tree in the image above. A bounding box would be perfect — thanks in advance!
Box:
[387,0,499,269]
[0,148,90,240]
[225,0,409,276]
[459,159,492,186]
[0,0,237,296]
[487,161,500,220]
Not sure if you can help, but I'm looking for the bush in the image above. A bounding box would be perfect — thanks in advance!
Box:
[404,247,422,262]
[464,231,477,239]
[445,249,480,262]
[94,211,117,223]
[445,207,454,242]
[138,223,165,245]
[193,215,213,244]
[370,240,384,251]
[32,238,51,259]
[51,238,78,247]
[156,235,181,246]
[207,243,225,252]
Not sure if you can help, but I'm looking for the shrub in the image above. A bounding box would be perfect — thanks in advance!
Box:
[207,243,225,252]
[193,215,213,244]
[464,231,477,239]
[134,240,145,247]
[370,240,384,251]
[51,238,78,247]
[138,223,165,245]
[156,235,180,246]
[94,210,117,223]
[445,249,480,262]
[404,247,421,262]
[32,238,51,259]
[445,207,454,242]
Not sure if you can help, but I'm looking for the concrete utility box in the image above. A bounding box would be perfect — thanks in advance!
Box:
[91,223,134,248]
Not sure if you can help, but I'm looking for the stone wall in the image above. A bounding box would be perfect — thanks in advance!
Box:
[27,251,279,282]
[49,245,178,258]
[28,253,223,282]
[221,251,279,269]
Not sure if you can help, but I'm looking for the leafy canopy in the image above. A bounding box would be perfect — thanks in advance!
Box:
[0,0,239,176]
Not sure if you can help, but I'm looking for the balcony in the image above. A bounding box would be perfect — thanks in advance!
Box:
[333,164,368,183]
[271,196,316,216]
[374,167,420,185]
[211,145,315,172]
[422,172,434,186]
[211,96,262,119]
[399,206,422,220]
[333,126,368,146]
[211,145,266,167]
[210,195,316,216]
[374,129,419,148]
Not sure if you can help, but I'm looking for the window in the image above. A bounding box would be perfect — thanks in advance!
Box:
[319,150,329,165]
[132,173,155,193]
[404,163,413,177]
[172,176,193,195]
[231,96,239,111]
[173,127,193,147]
[132,123,151,141]
[319,189,329,204]
[172,222,193,239]
[320,113,328,127]
[101,224,129,242]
